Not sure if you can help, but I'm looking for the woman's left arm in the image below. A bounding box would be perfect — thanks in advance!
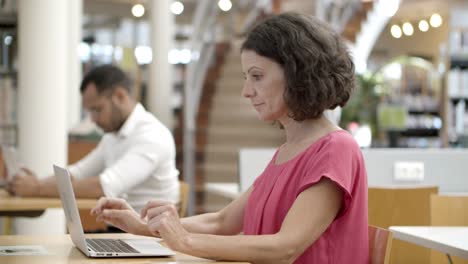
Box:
[147,177,343,264]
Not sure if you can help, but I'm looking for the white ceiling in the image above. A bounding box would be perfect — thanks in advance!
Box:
[393,0,467,22]
[2,0,467,29]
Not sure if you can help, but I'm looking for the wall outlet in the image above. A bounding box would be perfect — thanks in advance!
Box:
[393,161,425,181]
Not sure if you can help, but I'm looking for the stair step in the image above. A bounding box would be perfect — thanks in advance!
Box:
[209,107,257,118]
[211,96,251,107]
[208,108,255,118]
[214,86,243,95]
[204,150,238,164]
[219,74,243,82]
[207,119,263,128]
[209,117,260,126]
[204,143,278,152]
[210,98,250,108]
[209,101,253,109]
[201,163,238,182]
[207,126,281,135]
[206,128,283,144]
[206,139,283,148]
[281,1,314,12]
[204,140,282,150]
[221,63,243,73]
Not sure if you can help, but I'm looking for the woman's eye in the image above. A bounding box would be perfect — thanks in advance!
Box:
[252,75,262,80]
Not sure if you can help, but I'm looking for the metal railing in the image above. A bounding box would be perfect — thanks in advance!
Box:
[239,0,271,34]
[183,0,219,216]
[317,0,361,33]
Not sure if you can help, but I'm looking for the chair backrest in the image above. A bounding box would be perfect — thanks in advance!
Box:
[368,186,438,263]
[369,225,393,264]
[178,181,190,217]
[430,194,468,264]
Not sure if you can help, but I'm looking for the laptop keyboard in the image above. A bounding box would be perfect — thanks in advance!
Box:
[86,239,139,253]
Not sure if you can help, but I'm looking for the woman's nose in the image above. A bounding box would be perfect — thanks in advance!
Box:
[242,82,254,98]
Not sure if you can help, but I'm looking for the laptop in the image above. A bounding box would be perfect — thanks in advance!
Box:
[53,164,175,258]
[1,146,22,187]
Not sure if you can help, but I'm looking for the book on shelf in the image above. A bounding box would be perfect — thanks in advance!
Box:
[447,68,468,98]
[0,76,17,145]
[455,100,466,134]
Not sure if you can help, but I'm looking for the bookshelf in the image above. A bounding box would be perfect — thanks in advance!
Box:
[378,57,443,148]
[445,9,468,147]
[0,27,17,146]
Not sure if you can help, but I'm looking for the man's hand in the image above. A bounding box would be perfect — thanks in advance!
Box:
[7,168,40,197]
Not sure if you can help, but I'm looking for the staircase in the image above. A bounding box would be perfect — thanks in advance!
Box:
[202,39,284,212]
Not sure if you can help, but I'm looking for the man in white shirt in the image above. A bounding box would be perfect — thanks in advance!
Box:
[7,65,180,212]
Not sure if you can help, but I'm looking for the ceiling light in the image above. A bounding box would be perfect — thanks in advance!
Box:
[135,46,152,65]
[390,25,402,39]
[218,0,232,12]
[402,22,414,36]
[131,4,145,18]
[382,0,400,17]
[418,20,429,32]
[78,42,90,62]
[170,1,184,15]
[168,49,179,64]
[430,13,442,28]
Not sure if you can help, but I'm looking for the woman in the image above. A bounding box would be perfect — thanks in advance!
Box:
[91,12,368,264]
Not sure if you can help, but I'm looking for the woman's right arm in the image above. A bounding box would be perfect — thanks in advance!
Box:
[180,187,252,235]
[91,186,253,236]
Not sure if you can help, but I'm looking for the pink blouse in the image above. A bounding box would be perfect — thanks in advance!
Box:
[243,130,369,263]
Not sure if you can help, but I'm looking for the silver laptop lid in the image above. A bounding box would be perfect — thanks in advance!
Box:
[54,165,90,256]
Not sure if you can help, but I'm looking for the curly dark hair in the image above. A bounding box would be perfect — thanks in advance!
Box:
[241,12,355,121]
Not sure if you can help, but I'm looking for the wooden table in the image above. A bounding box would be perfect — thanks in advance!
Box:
[0,189,97,234]
[0,233,250,263]
[390,226,468,260]
[0,189,97,215]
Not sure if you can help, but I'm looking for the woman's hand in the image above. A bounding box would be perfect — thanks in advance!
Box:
[141,200,191,252]
[91,197,150,236]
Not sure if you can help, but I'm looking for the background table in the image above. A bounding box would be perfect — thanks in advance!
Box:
[0,189,97,214]
[0,189,97,234]
[390,226,468,260]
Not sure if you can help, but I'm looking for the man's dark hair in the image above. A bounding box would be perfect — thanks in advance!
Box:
[80,65,132,95]
[241,12,355,121]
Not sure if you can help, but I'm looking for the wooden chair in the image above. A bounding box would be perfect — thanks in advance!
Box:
[369,225,393,264]
[368,186,438,263]
[178,181,190,217]
[430,194,468,264]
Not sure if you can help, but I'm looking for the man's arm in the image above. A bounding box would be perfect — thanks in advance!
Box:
[9,170,104,198]
[8,141,106,198]
[40,175,104,198]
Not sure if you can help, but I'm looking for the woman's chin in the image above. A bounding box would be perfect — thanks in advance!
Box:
[256,113,274,122]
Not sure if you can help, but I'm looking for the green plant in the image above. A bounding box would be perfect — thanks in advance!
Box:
[340,72,383,137]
